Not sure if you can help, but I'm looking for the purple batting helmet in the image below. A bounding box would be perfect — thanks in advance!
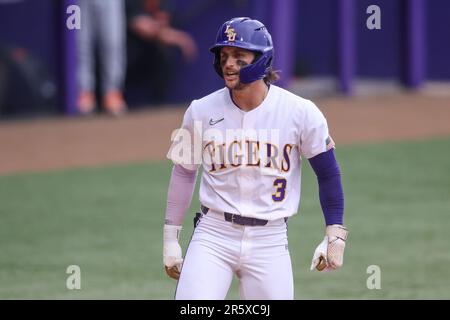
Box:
[209,17,274,84]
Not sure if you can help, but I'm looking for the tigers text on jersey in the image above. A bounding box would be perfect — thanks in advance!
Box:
[167,85,334,220]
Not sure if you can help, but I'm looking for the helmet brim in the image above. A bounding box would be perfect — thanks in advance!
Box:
[209,41,272,54]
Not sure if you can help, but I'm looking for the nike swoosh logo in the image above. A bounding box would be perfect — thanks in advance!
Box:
[209,117,224,125]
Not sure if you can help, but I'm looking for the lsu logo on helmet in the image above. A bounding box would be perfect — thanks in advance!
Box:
[225,25,236,42]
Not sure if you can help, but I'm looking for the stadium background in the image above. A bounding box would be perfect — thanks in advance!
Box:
[0,0,449,299]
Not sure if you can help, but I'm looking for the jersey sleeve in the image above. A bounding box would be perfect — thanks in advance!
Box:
[299,101,335,159]
[166,103,201,170]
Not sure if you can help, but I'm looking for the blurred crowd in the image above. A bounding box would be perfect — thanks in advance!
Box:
[76,0,198,116]
[0,0,198,117]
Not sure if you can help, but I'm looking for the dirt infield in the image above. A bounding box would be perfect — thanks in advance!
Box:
[0,93,449,175]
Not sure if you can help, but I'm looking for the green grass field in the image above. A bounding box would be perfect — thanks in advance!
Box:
[1,137,450,299]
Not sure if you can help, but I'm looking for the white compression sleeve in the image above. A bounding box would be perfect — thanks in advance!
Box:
[164,164,198,226]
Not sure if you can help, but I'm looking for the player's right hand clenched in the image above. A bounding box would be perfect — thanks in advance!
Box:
[310,225,348,272]
[163,224,184,280]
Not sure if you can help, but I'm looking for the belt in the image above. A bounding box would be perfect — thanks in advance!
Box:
[201,205,268,226]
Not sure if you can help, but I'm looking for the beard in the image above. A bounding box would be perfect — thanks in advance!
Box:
[223,60,249,91]
[225,79,247,91]
[224,72,249,91]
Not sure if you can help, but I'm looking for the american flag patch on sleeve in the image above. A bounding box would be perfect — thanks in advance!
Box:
[326,136,335,150]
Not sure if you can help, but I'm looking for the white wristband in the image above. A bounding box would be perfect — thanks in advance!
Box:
[326,224,348,241]
[164,224,182,242]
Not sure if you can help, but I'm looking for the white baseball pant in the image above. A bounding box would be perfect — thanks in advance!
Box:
[175,208,293,300]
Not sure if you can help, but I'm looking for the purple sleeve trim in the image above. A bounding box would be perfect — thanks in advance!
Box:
[308,149,344,225]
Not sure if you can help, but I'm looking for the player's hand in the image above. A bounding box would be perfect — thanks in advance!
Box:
[163,224,184,280]
[310,225,348,272]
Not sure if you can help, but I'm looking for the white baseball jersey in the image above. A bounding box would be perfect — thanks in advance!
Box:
[167,85,333,220]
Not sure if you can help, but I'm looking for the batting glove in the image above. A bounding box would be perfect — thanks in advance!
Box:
[310,225,348,272]
[163,224,183,280]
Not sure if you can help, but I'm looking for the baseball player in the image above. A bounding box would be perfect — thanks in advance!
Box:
[163,17,348,300]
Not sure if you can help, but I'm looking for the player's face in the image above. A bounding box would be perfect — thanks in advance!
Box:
[220,47,255,90]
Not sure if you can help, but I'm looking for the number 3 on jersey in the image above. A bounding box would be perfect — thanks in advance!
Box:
[272,178,287,201]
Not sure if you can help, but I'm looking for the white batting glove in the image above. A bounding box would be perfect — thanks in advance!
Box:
[163,224,183,280]
[310,225,348,272]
